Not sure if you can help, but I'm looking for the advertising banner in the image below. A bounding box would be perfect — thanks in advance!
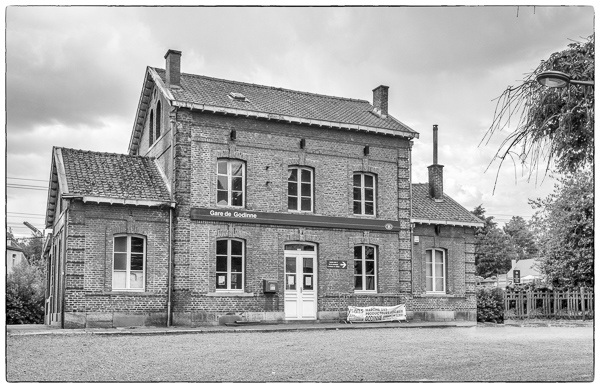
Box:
[347,304,407,323]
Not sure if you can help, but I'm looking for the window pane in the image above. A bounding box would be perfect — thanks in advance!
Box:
[217,176,229,191]
[366,276,375,290]
[354,246,362,260]
[365,246,375,260]
[354,276,362,290]
[301,183,311,197]
[301,197,311,211]
[365,188,374,201]
[301,169,311,183]
[230,273,242,289]
[435,263,444,277]
[426,263,432,276]
[131,237,144,253]
[232,177,243,191]
[426,250,432,264]
[435,250,444,264]
[288,182,297,196]
[354,260,362,275]
[303,258,313,273]
[435,278,444,292]
[365,202,374,215]
[232,191,243,206]
[216,274,227,289]
[217,190,228,205]
[288,168,297,182]
[231,240,243,256]
[364,175,374,188]
[304,275,313,290]
[353,174,361,186]
[216,240,228,255]
[353,201,361,214]
[131,253,144,271]
[216,256,228,272]
[114,237,127,252]
[113,271,126,289]
[426,277,433,291]
[286,274,296,290]
[217,161,228,175]
[231,256,243,273]
[286,257,296,273]
[288,196,298,210]
[365,260,375,275]
[285,244,314,251]
[353,187,362,201]
[130,271,143,289]
[114,253,127,270]
[231,161,243,177]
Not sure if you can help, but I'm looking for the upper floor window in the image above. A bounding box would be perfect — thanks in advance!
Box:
[426,248,446,293]
[156,101,162,139]
[113,235,146,291]
[353,173,376,216]
[216,238,245,291]
[354,245,377,292]
[149,110,154,146]
[217,159,245,207]
[288,166,313,212]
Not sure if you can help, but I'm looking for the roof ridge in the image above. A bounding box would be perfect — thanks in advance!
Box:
[152,67,371,105]
[59,147,153,159]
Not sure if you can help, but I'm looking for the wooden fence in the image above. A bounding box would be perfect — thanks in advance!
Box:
[504,288,594,320]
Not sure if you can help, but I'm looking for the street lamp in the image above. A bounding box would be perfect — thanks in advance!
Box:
[536,70,594,88]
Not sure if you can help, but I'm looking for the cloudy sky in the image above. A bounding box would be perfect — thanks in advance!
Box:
[5,5,594,237]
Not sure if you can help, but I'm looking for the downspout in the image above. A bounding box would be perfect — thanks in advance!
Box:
[60,205,69,329]
[408,140,414,294]
[167,207,173,326]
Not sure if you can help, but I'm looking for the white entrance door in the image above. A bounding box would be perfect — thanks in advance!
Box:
[284,244,317,320]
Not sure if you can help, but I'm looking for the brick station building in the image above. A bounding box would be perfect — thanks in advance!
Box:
[44,50,482,328]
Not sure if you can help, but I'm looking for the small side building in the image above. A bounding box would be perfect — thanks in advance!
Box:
[6,237,27,274]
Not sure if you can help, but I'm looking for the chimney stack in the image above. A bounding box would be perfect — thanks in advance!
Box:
[164,49,182,89]
[372,85,389,118]
[428,124,444,201]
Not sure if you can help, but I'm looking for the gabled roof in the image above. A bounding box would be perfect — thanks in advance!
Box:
[6,238,25,253]
[128,67,418,154]
[507,258,542,279]
[46,148,173,227]
[411,183,483,227]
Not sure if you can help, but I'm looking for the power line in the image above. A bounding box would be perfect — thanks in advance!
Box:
[7,212,47,216]
[6,185,48,191]
[7,177,48,182]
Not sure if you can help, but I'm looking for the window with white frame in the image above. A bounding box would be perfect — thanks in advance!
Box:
[354,245,377,292]
[216,238,244,291]
[155,101,162,139]
[426,248,446,293]
[113,235,146,291]
[353,173,376,216]
[217,159,245,207]
[149,110,154,147]
[288,166,313,212]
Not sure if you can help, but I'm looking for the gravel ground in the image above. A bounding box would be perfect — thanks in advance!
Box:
[6,326,593,382]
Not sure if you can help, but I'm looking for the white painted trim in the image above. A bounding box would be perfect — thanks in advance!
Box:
[411,218,483,228]
[80,196,175,208]
[54,149,70,194]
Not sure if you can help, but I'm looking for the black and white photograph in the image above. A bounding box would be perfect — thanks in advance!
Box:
[4,3,594,383]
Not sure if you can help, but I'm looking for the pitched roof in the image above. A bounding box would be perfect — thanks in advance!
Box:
[507,258,542,278]
[46,148,172,227]
[411,183,483,227]
[128,67,418,153]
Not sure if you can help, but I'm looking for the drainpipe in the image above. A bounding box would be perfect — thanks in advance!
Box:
[408,140,414,294]
[167,207,173,327]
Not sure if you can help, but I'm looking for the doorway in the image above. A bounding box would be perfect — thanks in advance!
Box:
[283,243,317,320]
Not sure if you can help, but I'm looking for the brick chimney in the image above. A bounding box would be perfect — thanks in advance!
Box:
[427,124,444,201]
[372,85,389,118]
[164,49,182,89]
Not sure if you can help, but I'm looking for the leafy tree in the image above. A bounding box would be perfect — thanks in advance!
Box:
[6,261,46,324]
[472,206,518,278]
[503,216,539,261]
[530,171,593,287]
[483,34,594,185]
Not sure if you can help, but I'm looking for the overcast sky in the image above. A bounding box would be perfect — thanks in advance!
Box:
[5,5,594,237]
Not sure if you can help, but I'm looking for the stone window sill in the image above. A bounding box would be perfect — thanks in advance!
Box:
[206,292,255,297]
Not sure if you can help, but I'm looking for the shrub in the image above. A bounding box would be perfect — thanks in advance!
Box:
[476,287,504,323]
[6,261,45,324]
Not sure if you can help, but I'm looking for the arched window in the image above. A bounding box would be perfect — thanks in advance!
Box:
[217,159,246,207]
[113,234,146,291]
[216,238,245,291]
[426,248,446,293]
[156,101,162,139]
[353,172,376,216]
[354,245,377,292]
[288,166,314,212]
[149,110,154,147]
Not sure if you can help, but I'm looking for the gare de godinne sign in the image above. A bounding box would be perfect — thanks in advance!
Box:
[190,207,400,233]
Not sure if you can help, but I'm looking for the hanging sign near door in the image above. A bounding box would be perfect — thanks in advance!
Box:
[327,260,347,269]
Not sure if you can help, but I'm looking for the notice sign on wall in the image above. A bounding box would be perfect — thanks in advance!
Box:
[327,260,348,269]
[513,269,521,284]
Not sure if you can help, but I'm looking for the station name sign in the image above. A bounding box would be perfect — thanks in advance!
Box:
[190,207,400,232]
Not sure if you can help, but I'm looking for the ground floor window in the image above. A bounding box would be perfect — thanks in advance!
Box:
[354,245,376,292]
[113,234,145,291]
[216,238,245,290]
[426,248,446,293]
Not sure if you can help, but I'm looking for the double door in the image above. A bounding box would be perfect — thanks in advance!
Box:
[284,248,317,320]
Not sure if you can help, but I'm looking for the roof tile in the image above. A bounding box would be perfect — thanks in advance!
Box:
[412,183,483,225]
